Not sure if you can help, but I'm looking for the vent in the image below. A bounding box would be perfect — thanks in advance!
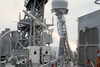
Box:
[79,30,86,44]
[87,28,99,44]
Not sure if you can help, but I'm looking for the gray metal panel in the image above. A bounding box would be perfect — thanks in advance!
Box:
[93,47,98,67]
[87,28,99,44]
[77,10,100,66]
[79,46,85,64]
[44,32,52,44]
[86,47,94,62]
[86,47,98,67]
[78,9,100,31]
[79,30,86,45]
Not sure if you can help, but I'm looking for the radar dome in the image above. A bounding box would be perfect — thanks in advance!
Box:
[52,0,68,10]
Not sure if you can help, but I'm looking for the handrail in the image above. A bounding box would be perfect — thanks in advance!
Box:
[90,62,95,67]
[0,30,17,67]
[39,56,64,67]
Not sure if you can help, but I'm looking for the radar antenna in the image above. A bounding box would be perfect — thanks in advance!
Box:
[51,0,75,66]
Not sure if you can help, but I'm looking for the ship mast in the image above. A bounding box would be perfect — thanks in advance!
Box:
[51,0,75,65]
[16,0,48,48]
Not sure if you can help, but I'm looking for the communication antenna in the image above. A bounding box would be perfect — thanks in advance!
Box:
[19,12,21,21]
[52,15,54,25]
[51,0,75,65]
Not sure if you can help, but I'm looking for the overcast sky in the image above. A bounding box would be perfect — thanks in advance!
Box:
[0,0,100,51]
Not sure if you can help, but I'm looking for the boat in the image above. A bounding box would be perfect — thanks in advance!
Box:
[0,0,100,67]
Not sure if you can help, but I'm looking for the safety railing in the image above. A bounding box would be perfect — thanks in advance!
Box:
[0,30,17,67]
[39,56,64,67]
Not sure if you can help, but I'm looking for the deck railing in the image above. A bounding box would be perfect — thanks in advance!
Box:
[39,56,64,67]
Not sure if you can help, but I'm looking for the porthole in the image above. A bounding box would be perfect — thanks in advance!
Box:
[34,51,37,55]
[45,51,48,54]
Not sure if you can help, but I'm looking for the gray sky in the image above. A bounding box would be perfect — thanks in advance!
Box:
[0,0,100,51]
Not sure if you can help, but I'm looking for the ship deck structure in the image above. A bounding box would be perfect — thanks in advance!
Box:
[0,0,100,67]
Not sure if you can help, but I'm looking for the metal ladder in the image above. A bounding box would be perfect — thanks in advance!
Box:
[57,14,75,66]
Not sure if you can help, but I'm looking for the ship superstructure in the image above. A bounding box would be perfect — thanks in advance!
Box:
[0,0,100,67]
[0,0,74,67]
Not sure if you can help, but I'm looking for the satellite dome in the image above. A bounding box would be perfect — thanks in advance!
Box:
[51,0,68,14]
[52,0,68,9]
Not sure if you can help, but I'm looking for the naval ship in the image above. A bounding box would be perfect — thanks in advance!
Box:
[0,0,100,67]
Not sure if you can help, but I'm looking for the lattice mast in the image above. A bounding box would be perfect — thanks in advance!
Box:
[51,0,75,65]
[16,0,48,48]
